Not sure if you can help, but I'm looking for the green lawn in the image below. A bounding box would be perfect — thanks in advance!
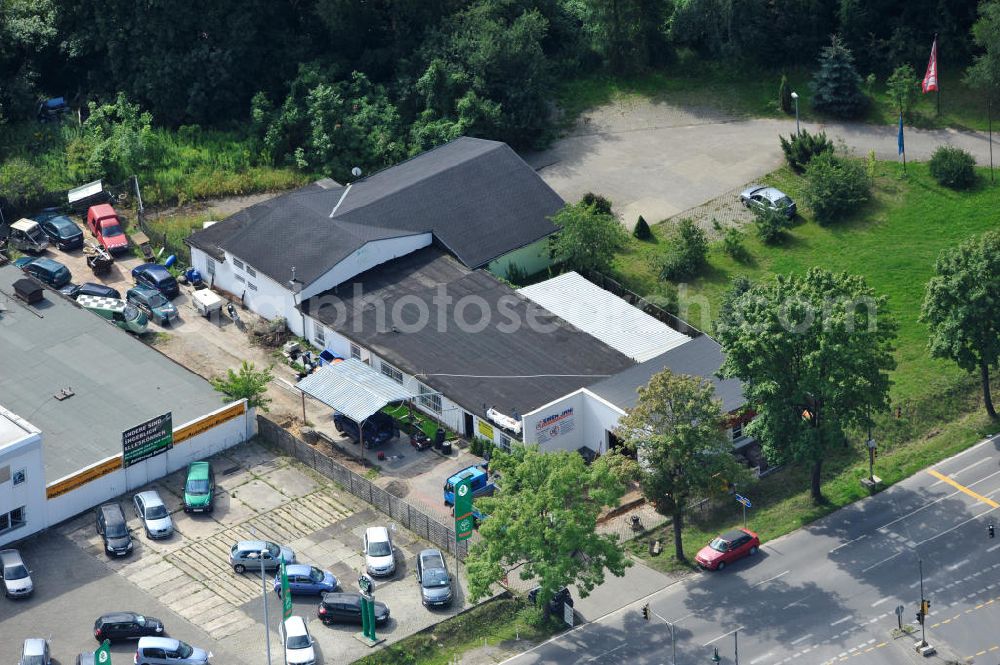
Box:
[612,162,1000,403]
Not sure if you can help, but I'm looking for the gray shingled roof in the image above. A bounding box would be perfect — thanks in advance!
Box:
[588,334,746,414]
[302,247,635,417]
[186,137,563,286]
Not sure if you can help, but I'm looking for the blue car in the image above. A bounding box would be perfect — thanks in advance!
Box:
[132,263,180,299]
[35,209,84,250]
[272,564,338,596]
[14,256,71,288]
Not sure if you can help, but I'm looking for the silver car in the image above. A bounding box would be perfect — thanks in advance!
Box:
[739,184,797,218]
[19,638,50,665]
[134,490,174,539]
[416,548,453,606]
[230,540,295,574]
[135,637,211,665]
[1,549,33,598]
[363,526,395,577]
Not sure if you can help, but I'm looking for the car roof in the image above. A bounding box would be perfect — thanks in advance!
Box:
[720,529,749,541]
[283,615,308,635]
[187,461,210,477]
[137,263,170,275]
[0,549,23,564]
[419,548,445,564]
[447,465,486,484]
[77,295,127,311]
[236,540,269,550]
[129,285,161,297]
[285,563,315,575]
[138,636,179,649]
[135,490,164,505]
[90,204,116,217]
[365,526,390,541]
[23,639,47,655]
[11,218,40,231]
[322,592,360,601]
[99,611,138,622]
[30,257,64,270]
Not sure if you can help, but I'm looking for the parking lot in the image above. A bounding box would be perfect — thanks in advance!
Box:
[1,439,472,665]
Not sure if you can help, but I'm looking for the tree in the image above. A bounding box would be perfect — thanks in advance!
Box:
[67,93,158,182]
[210,361,274,412]
[614,369,749,561]
[659,219,708,280]
[466,446,631,606]
[779,73,793,114]
[779,129,834,173]
[886,64,918,116]
[549,198,627,274]
[801,152,870,224]
[584,0,671,73]
[921,231,1000,419]
[810,35,867,118]
[752,205,793,244]
[633,215,652,240]
[717,269,897,502]
[965,0,1000,100]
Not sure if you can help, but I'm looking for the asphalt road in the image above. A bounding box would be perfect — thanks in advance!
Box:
[502,433,1000,665]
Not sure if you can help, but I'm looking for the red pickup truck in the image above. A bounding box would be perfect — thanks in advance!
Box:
[86,204,129,254]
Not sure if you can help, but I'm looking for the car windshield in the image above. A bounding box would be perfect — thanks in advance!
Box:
[103,224,123,237]
[148,293,168,307]
[186,479,210,494]
[287,634,311,649]
[775,196,793,207]
[106,522,128,538]
[309,567,325,583]
[55,268,70,281]
[267,543,281,557]
[422,569,450,587]
[135,614,147,625]
[5,564,29,580]
[367,541,391,557]
[145,504,168,519]
[709,538,729,552]
[27,227,45,241]
[124,304,142,321]
[176,642,193,658]
[22,656,45,665]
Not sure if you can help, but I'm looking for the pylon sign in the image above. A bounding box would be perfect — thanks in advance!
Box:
[454,477,474,541]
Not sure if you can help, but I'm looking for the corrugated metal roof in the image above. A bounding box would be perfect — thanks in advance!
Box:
[296,359,415,422]
[518,272,691,362]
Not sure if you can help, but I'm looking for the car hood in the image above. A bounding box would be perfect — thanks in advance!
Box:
[185,491,211,506]
[322,571,337,589]
[153,302,178,317]
[188,646,211,663]
[279,547,296,564]
[103,234,128,247]
[367,554,394,569]
[695,545,723,562]
[106,534,131,549]
[422,583,453,602]
[146,516,173,532]
[4,575,32,594]
[286,644,316,665]
[145,617,165,633]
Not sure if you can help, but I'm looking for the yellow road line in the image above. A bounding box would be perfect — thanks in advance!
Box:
[927,469,1000,508]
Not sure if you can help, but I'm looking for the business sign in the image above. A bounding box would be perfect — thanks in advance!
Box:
[535,408,575,443]
[95,639,112,664]
[477,419,494,440]
[454,477,474,542]
[122,412,173,468]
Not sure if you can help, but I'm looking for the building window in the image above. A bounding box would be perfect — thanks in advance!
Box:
[12,469,25,485]
[498,433,511,452]
[418,383,442,414]
[247,282,258,291]
[233,258,245,270]
[205,258,216,276]
[234,275,246,284]
[380,361,403,384]
[246,265,257,277]
[732,422,744,440]
[0,506,26,534]
[350,344,362,360]
[314,323,326,347]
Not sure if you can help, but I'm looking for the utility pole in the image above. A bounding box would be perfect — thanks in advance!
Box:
[646,605,677,665]
[917,559,928,648]
[734,627,739,665]
[261,549,272,665]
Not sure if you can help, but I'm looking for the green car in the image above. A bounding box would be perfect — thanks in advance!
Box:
[127,286,179,326]
[77,295,149,334]
[183,462,215,513]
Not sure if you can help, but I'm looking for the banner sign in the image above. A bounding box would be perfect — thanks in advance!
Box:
[122,413,173,468]
[535,408,574,443]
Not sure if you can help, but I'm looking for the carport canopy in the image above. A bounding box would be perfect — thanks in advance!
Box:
[296,358,416,422]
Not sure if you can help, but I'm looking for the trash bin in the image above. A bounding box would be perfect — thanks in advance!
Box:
[435,428,446,446]
[441,442,453,455]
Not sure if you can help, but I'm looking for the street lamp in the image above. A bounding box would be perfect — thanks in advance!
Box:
[261,548,273,665]
[791,92,800,135]
[711,646,721,663]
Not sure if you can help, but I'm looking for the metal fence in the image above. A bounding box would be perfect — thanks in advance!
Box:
[257,416,470,558]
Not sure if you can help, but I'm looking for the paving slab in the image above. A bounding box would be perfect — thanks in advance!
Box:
[232,478,287,512]
[260,464,318,498]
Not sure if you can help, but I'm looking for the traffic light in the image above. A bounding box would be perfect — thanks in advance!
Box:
[921,599,930,615]
[916,610,924,625]
[642,604,650,621]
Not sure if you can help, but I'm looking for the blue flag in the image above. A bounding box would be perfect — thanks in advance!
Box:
[897,113,904,156]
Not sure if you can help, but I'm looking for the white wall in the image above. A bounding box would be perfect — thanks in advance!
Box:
[0,416,46,548]
[300,234,432,301]
[521,389,625,455]
[487,235,553,281]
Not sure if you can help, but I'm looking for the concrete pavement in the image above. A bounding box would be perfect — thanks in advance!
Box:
[501,433,1000,665]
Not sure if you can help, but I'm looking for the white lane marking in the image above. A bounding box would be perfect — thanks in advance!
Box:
[830,533,867,553]
[877,469,1000,532]
[932,457,991,485]
[913,506,999,548]
[830,616,852,626]
[790,634,813,645]
[947,558,970,571]
[703,627,744,647]
[580,642,629,663]
[750,652,774,664]
[988,543,1000,553]
[863,551,903,573]
[752,570,790,587]
[871,597,891,607]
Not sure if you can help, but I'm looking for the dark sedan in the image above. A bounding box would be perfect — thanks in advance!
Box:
[14,256,71,288]
[59,282,121,300]
[35,209,84,251]
[93,611,165,642]
[132,263,180,299]
[318,592,389,625]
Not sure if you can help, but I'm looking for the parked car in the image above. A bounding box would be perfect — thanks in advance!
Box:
[280,615,317,665]
[0,548,34,598]
[77,295,149,334]
[134,637,211,665]
[528,586,573,615]
[694,528,760,571]
[128,286,179,325]
[443,465,495,506]
[230,540,295,574]
[13,256,71,288]
[75,652,95,665]
[333,411,397,447]
[59,282,121,300]
[273,564,338,596]
[132,263,180,299]
[94,611,165,642]
[363,526,396,577]
[739,185,797,218]
[18,638,50,665]
[8,218,50,253]
[416,548,453,607]
[133,490,174,539]
[182,461,215,513]
[96,503,133,557]
[317,592,390,625]
[35,209,84,250]
[86,203,129,254]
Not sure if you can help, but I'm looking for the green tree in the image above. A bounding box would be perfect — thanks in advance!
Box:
[752,205,793,244]
[614,369,749,562]
[210,361,274,412]
[467,446,631,606]
[549,199,627,274]
[810,35,867,118]
[717,268,897,502]
[779,128,834,172]
[779,73,793,114]
[0,158,47,211]
[633,215,652,240]
[584,0,671,73]
[68,93,158,182]
[885,63,918,116]
[0,0,58,122]
[801,152,870,224]
[965,0,1000,101]
[920,231,1000,419]
[928,145,977,189]
[659,219,708,280]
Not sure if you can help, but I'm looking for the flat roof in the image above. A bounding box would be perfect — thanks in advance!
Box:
[519,272,691,362]
[0,410,33,448]
[0,264,227,482]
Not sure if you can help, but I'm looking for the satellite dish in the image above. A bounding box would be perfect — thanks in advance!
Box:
[351,167,362,178]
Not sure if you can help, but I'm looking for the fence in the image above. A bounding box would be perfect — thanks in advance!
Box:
[257,416,471,558]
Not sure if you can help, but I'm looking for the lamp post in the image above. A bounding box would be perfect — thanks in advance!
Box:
[261,549,273,665]
[791,92,800,134]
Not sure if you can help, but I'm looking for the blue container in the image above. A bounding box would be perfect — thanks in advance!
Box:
[164,254,177,268]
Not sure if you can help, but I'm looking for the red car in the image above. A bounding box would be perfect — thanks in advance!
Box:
[695,528,760,570]
[86,204,129,254]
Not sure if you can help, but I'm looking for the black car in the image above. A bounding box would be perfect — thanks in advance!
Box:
[317,592,390,625]
[94,612,165,642]
[96,503,133,557]
[60,282,122,300]
[35,209,84,250]
[132,263,180,299]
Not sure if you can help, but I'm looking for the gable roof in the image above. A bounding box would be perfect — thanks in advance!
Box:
[186,137,563,286]
[588,334,746,414]
[302,247,635,417]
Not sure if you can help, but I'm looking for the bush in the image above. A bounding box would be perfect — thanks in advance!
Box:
[633,215,652,240]
[722,226,750,261]
[779,129,834,173]
[659,219,708,280]
[581,192,613,216]
[778,74,792,114]
[0,157,47,211]
[928,146,976,189]
[802,152,870,224]
[753,206,793,244]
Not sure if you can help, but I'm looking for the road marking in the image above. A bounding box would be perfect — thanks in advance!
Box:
[914,506,1000,548]
[927,469,1000,508]
[790,634,813,645]
[875,469,1000,533]
[871,597,890,607]
[750,652,774,664]
[830,534,867,553]
[703,627,743,647]
[987,543,1000,553]
[752,570,790,587]
[863,551,902,573]
[947,558,970,571]
[579,642,629,663]
[932,457,991,485]
[830,616,852,626]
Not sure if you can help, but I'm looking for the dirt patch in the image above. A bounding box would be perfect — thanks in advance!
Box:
[384,480,410,498]
[148,191,284,222]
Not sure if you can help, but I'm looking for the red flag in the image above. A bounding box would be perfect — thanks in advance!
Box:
[922,37,938,93]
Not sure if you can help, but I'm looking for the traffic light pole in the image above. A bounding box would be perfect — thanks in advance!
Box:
[643,604,676,665]
[918,559,927,648]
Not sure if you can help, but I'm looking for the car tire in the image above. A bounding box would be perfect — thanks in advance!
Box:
[716,561,725,571]
[234,564,246,574]
[749,545,759,555]
[146,529,152,539]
